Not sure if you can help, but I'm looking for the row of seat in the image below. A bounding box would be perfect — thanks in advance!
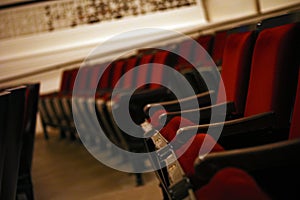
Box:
[94,21,260,186]
[38,10,300,191]
[139,12,300,199]
[0,83,40,200]
[38,28,226,141]
[38,29,228,185]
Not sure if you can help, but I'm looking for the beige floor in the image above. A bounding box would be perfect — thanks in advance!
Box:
[32,129,163,200]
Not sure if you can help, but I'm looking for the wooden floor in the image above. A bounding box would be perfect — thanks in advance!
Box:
[31,129,163,200]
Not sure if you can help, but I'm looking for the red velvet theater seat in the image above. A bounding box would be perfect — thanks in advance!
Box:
[55,67,79,139]
[173,38,195,71]
[193,34,214,67]
[163,21,300,146]
[158,29,257,140]
[195,70,300,199]
[194,167,270,200]
[100,50,179,185]
[193,69,300,199]
[148,20,300,200]
[38,67,79,140]
[181,31,300,183]
[104,50,177,145]
[145,27,256,131]
[211,30,228,67]
[95,56,140,149]
[72,59,127,147]
[170,21,300,198]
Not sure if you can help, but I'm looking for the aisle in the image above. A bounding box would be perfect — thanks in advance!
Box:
[31,130,162,200]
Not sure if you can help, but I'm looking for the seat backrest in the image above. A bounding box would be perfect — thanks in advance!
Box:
[1,86,26,200]
[196,34,214,53]
[89,62,109,93]
[211,30,228,66]
[216,31,257,115]
[195,167,270,200]
[121,56,139,90]
[98,61,116,90]
[67,68,79,95]
[194,34,214,67]
[18,83,40,175]
[289,69,300,140]
[135,53,154,89]
[147,50,176,90]
[74,66,92,97]
[59,69,72,95]
[244,23,300,130]
[0,91,10,197]
[110,59,126,89]
[175,39,195,66]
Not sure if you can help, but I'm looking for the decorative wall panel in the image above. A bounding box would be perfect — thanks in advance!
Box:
[0,0,197,39]
[204,0,258,22]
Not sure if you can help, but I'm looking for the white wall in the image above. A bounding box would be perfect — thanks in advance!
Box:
[259,0,300,13]
[0,3,206,94]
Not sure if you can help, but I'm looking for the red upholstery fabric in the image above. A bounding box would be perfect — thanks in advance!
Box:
[176,39,195,63]
[68,68,79,93]
[122,57,139,89]
[89,64,105,92]
[194,35,214,66]
[111,60,125,88]
[289,70,300,140]
[103,57,140,103]
[160,116,195,141]
[244,23,300,130]
[216,31,254,115]
[136,54,154,87]
[153,31,255,134]
[93,58,134,100]
[74,66,91,96]
[177,134,224,177]
[149,50,171,89]
[211,31,228,66]
[98,62,115,89]
[195,167,270,200]
[59,69,72,94]
[196,34,214,53]
[174,39,195,71]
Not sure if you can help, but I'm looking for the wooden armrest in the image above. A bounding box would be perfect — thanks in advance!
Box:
[177,112,275,136]
[160,101,236,125]
[144,91,214,116]
[175,112,279,149]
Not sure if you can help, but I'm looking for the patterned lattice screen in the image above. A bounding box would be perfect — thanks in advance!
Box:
[0,0,197,39]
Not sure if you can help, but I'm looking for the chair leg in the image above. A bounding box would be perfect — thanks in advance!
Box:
[159,183,170,200]
[26,185,34,200]
[60,129,66,139]
[42,122,49,140]
[17,174,34,200]
[69,131,77,141]
[135,173,144,186]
